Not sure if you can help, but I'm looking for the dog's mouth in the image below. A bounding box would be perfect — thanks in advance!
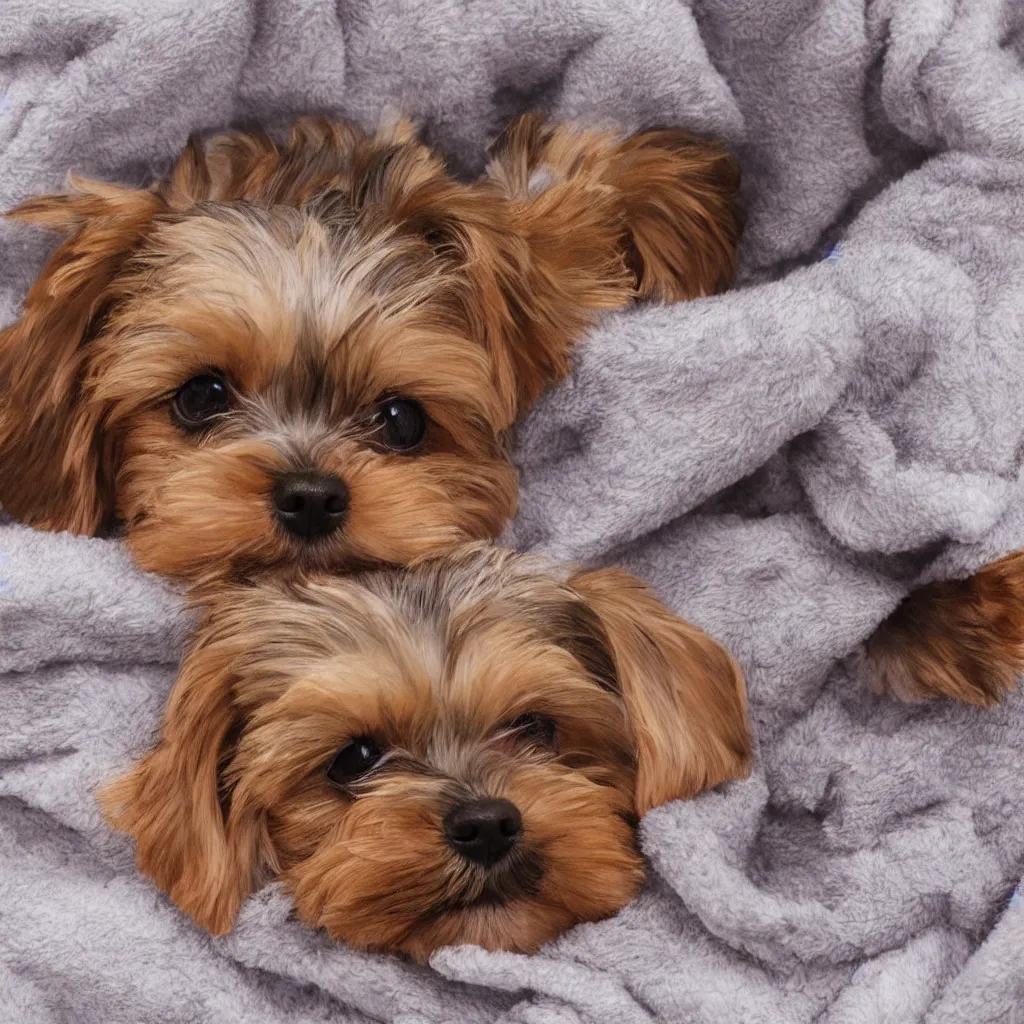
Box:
[225,540,383,586]
[439,848,546,914]
[411,847,548,921]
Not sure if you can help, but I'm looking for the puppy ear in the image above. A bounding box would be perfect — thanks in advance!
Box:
[99,630,260,935]
[486,115,743,303]
[568,567,751,815]
[464,116,741,420]
[0,178,162,532]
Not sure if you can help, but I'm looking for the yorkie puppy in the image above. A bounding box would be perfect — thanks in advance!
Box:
[100,545,751,959]
[0,115,743,585]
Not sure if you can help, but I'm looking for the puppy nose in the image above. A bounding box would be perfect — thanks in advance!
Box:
[272,471,349,540]
[444,798,522,866]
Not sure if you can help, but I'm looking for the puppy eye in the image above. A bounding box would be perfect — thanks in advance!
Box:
[508,713,558,750]
[326,736,384,786]
[172,373,232,430]
[372,397,427,452]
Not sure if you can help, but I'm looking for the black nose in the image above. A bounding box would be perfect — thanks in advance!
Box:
[272,471,349,540]
[444,798,522,867]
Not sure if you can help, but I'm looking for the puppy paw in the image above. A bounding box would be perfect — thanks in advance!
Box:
[863,552,1024,706]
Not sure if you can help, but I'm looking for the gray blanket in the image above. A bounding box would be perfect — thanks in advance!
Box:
[2,1,1024,1021]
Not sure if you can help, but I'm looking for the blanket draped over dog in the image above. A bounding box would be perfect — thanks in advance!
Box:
[2,1,1024,1020]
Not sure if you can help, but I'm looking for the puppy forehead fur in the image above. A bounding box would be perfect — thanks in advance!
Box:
[96,201,499,426]
[225,545,618,720]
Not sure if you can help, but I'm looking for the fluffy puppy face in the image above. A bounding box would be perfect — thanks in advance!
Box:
[0,116,742,584]
[82,194,523,579]
[101,546,751,959]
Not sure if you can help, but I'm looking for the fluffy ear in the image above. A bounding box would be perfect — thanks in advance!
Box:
[485,114,743,304]
[98,632,263,935]
[568,566,751,815]
[462,115,743,422]
[0,177,163,533]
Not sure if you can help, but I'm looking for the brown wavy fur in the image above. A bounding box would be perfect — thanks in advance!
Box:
[865,550,1024,706]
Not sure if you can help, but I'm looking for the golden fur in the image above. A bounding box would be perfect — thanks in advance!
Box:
[0,115,743,585]
[100,545,751,959]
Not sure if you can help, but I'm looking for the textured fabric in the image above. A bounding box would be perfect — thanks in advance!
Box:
[2,1,1024,1021]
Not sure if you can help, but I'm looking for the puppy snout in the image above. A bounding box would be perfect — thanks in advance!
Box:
[272,471,349,540]
[444,798,522,867]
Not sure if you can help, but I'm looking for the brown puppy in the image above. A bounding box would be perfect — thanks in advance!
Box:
[0,115,742,586]
[100,545,751,960]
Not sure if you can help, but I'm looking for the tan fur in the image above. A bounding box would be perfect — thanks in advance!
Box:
[0,115,742,584]
[99,633,242,931]
[99,545,751,958]
[865,550,1024,706]
[485,114,743,303]
[567,566,751,814]
[0,183,163,533]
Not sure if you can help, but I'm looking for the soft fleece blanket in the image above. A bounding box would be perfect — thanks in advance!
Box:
[2,1,1024,1021]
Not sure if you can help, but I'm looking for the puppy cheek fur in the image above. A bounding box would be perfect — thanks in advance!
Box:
[117,431,518,580]
[341,452,519,566]
[118,438,292,578]
[277,766,644,960]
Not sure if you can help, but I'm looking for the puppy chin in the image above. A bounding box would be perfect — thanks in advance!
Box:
[402,853,645,962]
[397,901,584,963]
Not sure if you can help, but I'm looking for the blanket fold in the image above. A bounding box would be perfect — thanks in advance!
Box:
[2,1,1023,1021]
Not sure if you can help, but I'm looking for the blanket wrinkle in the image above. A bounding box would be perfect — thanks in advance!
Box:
[2,1,1024,1022]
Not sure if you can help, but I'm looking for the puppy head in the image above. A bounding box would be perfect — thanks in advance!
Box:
[0,116,741,583]
[0,120,531,578]
[101,546,751,958]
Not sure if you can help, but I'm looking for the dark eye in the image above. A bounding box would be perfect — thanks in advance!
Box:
[326,736,384,786]
[508,713,558,750]
[373,397,427,451]
[172,373,232,430]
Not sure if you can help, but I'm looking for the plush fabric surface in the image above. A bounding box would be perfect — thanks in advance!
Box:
[2,1,1024,1021]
